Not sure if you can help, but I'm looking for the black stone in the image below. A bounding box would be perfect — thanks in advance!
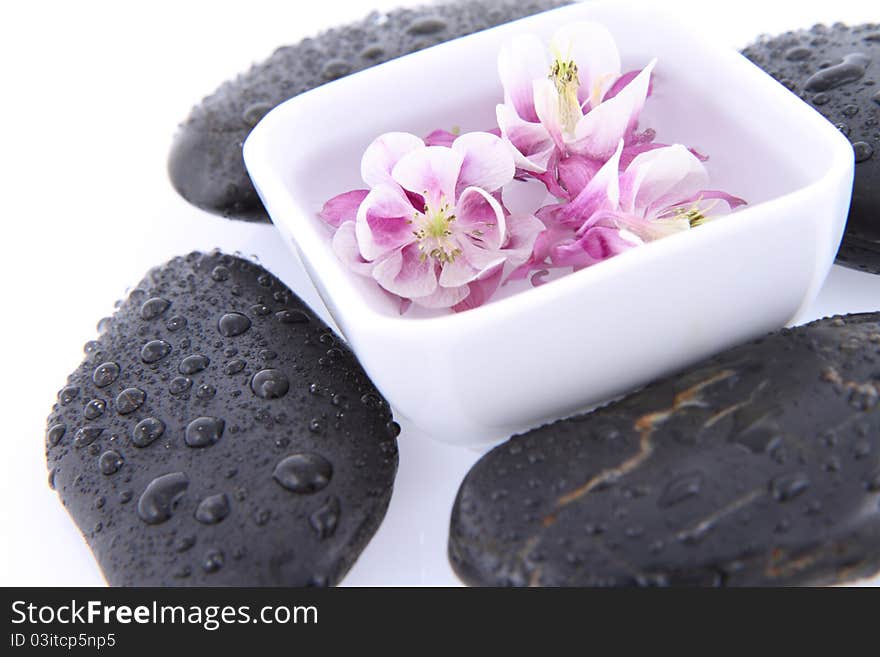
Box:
[742,24,880,274]
[168,0,570,222]
[45,250,398,586]
[449,313,880,587]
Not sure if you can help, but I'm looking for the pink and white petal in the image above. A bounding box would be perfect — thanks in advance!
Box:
[533,77,566,153]
[571,59,656,160]
[391,146,463,209]
[319,189,369,228]
[499,212,547,269]
[624,144,709,215]
[412,282,470,309]
[360,132,424,187]
[455,186,507,249]
[560,139,623,231]
[672,189,748,211]
[452,132,516,194]
[502,178,553,217]
[556,153,604,199]
[355,184,418,261]
[331,221,375,276]
[452,264,504,313]
[498,34,547,123]
[549,21,621,107]
[496,104,555,173]
[611,210,689,241]
[550,225,634,270]
[424,128,458,147]
[372,243,438,299]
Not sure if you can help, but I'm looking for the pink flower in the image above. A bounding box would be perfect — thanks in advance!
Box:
[320,132,544,311]
[496,21,656,172]
[545,141,746,270]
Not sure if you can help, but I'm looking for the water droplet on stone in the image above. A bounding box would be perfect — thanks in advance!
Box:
[309,418,323,433]
[140,339,171,364]
[47,468,56,489]
[242,102,272,127]
[658,471,704,507]
[273,453,332,494]
[195,383,216,399]
[276,309,309,324]
[853,141,874,163]
[770,473,810,501]
[83,399,106,421]
[74,426,104,448]
[137,472,188,525]
[843,104,860,117]
[166,315,187,332]
[140,297,171,320]
[251,369,290,399]
[784,45,812,61]
[250,303,271,316]
[223,359,246,375]
[169,376,192,395]
[218,312,251,337]
[98,450,123,475]
[211,265,230,282]
[92,362,120,388]
[309,496,340,539]
[804,53,870,91]
[179,354,210,375]
[132,417,164,447]
[58,386,79,405]
[119,490,133,504]
[195,493,230,524]
[203,549,225,573]
[46,423,66,447]
[115,387,146,415]
[175,535,196,552]
[185,416,225,447]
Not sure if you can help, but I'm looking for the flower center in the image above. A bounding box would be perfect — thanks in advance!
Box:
[412,198,461,263]
[549,58,581,137]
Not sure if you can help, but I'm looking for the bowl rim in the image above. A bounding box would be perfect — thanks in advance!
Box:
[244,0,855,335]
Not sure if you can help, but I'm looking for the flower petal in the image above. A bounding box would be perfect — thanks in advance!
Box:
[551,225,634,270]
[452,132,516,194]
[355,184,417,261]
[372,242,437,299]
[556,153,604,199]
[533,77,566,153]
[412,282,471,309]
[456,186,507,250]
[319,189,368,228]
[391,146,463,209]
[452,265,504,313]
[361,132,424,187]
[498,33,547,123]
[571,59,656,159]
[559,139,623,231]
[502,177,553,217]
[331,221,374,276]
[496,103,555,172]
[424,128,458,147]
[622,144,709,215]
[549,21,621,108]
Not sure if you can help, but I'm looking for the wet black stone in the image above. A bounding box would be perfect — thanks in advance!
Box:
[168,0,571,222]
[45,250,398,586]
[742,24,880,274]
[449,313,880,587]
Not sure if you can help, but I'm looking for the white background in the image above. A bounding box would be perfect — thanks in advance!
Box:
[1,0,879,586]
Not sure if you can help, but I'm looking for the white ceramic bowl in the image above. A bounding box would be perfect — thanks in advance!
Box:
[244,1,854,447]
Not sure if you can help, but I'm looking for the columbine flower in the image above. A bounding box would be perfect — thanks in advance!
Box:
[320,131,544,311]
[496,21,656,172]
[545,141,746,270]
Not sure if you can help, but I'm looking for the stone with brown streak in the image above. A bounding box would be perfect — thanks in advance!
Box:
[449,313,880,586]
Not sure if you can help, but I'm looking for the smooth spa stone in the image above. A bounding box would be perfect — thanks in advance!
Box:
[168,0,570,221]
[742,23,880,273]
[449,313,880,587]
[45,251,399,586]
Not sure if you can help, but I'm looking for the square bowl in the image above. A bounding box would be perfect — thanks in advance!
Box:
[244,1,854,447]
